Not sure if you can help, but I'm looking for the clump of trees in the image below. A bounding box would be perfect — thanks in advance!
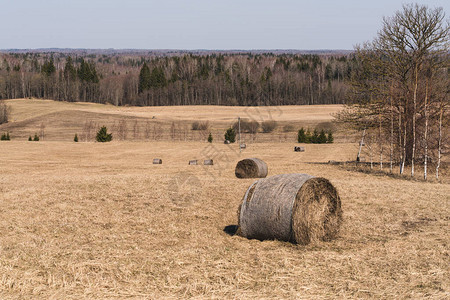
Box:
[1,132,10,140]
[191,121,210,131]
[337,4,448,179]
[233,119,259,134]
[297,127,333,144]
[261,120,278,133]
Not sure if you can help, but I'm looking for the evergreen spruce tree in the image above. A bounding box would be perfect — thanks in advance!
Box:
[28,136,32,141]
[224,128,236,143]
[1,133,5,140]
[74,133,79,142]
[33,133,39,141]
[41,58,56,77]
[64,56,77,80]
[78,59,99,83]
[318,129,327,144]
[311,129,319,144]
[138,62,151,93]
[297,127,306,143]
[305,129,312,143]
[6,132,10,140]
[150,67,167,88]
[327,131,334,143]
[207,132,213,143]
[96,126,112,142]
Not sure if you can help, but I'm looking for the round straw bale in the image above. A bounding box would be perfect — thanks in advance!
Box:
[153,158,162,164]
[235,158,268,178]
[204,159,214,165]
[237,173,342,245]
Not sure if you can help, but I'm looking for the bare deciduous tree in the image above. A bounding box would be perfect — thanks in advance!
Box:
[117,119,127,140]
[39,122,46,140]
[338,4,449,179]
[0,100,10,124]
[133,120,140,140]
[82,120,95,142]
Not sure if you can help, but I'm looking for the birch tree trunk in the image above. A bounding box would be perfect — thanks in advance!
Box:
[379,111,383,170]
[423,80,428,180]
[390,84,394,173]
[436,101,443,179]
[411,64,418,177]
[357,128,366,162]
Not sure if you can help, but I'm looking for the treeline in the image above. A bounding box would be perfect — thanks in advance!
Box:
[0,51,354,106]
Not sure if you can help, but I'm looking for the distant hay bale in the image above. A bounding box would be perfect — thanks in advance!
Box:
[294,146,305,152]
[204,159,213,165]
[237,173,342,245]
[153,158,162,164]
[240,143,246,149]
[189,160,198,165]
[235,158,268,178]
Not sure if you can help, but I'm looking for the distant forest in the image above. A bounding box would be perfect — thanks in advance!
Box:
[0,50,354,106]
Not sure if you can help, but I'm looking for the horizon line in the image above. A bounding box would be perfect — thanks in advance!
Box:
[1,48,354,52]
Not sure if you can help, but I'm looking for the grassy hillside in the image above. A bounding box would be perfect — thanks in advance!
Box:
[0,98,344,142]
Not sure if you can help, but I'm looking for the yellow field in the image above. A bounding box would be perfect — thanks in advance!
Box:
[0,99,449,298]
[1,99,344,142]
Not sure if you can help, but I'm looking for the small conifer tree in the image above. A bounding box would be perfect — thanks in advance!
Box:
[297,128,306,143]
[327,131,334,143]
[6,132,10,140]
[305,129,312,143]
[28,136,32,141]
[74,133,79,142]
[224,127,236,143]
[33,133,39,141]
[311,129,319,144]
[318,129,327,144]
[96,126,112,142]
[207,132,213,143]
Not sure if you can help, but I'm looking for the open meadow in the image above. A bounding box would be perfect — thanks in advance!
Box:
[0,99,345,143]
[0,99,449,299]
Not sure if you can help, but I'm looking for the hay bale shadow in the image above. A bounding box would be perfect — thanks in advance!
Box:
[223,225,239,236]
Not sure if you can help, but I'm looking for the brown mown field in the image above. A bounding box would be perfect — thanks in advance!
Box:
[0,99,448,299]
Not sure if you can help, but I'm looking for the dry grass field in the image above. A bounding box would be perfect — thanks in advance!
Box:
[0,99,449,299]
[1,99,344,143]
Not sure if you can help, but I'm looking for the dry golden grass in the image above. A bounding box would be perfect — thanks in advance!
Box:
[0,99,448,299]
[1,99,344,143]
[0,140,448,299]
[5,98,342,123]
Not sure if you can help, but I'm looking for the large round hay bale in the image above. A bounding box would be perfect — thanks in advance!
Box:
[237,173,342,245]
[235,158,268,178]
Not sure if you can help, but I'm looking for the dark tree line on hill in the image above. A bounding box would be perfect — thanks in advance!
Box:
[0,51,355,106]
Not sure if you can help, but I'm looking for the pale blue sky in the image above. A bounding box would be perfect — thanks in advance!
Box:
[0,0,448,50]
